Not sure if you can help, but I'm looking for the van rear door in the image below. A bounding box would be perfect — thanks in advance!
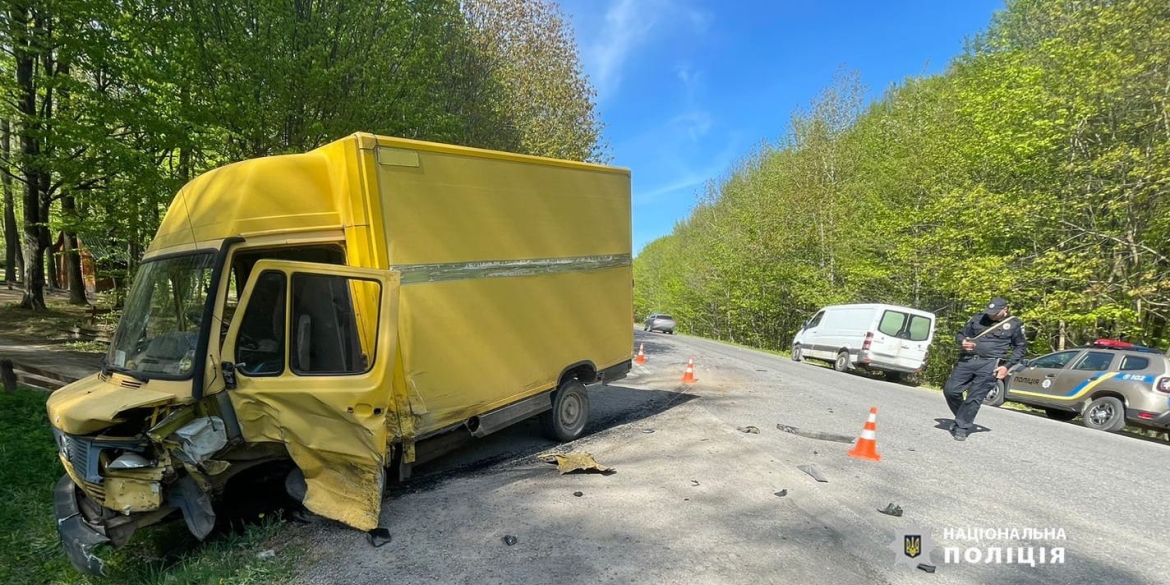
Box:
[896,313,934,367]
[871,310,934,370]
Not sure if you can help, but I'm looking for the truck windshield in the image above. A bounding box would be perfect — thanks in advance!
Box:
[106,252,217,379]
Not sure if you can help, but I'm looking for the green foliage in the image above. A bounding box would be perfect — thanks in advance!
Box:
[0,0,604,307]
[635,0,1170,384]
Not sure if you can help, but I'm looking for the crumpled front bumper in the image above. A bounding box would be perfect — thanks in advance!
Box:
[53,474,111,576]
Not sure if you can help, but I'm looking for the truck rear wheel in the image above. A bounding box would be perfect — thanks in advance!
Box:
[541,378,590,442]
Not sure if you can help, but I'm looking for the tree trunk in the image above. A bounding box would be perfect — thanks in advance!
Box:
[62,194,86,304]
[2,119,20,288]
[12,0,46,310]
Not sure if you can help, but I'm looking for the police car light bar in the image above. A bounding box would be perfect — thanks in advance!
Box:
[1089,339,1161,353]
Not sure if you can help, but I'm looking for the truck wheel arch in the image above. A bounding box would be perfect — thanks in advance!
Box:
[559,361,598,387]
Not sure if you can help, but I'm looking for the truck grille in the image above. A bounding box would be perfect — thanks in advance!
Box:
[53,430,103,483]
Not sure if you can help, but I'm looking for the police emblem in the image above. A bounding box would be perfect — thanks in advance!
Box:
[904,535,922,558]
[889,522,937,568]
[1002,322,1011,330]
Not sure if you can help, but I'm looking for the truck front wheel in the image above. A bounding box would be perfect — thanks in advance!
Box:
[541,378,590,442]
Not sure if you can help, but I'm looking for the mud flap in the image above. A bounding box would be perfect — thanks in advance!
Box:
[54,474,111,576]
[167,475,216,540]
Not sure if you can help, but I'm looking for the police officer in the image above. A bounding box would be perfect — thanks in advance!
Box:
[944,297,1026,441]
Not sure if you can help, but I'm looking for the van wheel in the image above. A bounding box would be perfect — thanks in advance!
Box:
[834,351,849,372]
[1082,397,1125,432]
[541,378,590,442]
[792,345,803,362]
[983,381,1006,407]
[886,371,903,384]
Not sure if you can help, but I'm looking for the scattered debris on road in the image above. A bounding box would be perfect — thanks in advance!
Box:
[918,563,936,574]
[366,528,392,547]
[797,465,828,483]
[691,480,700,486]
[541,453,613,475]
[776,424,856,444]
[642,428,655,434]
[737,425,760,434]
[878,503,904,517]
[774,489,788,497]
[573,491,584,497]
[503,535,518,546]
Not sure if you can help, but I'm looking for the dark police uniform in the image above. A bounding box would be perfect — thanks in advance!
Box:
[944,297,1027,439]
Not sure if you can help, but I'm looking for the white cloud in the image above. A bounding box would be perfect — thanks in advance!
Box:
[575,0,712,101]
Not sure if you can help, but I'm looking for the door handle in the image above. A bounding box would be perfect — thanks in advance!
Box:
[1088,376,1100,381]
[1045,374,1056,378]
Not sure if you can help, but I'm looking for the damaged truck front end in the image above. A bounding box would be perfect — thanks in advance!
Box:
[45,247,247,576]
[50,390,244,575]
[48,244,403,576]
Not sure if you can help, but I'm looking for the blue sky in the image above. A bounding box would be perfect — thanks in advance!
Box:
[556,0,1006,255]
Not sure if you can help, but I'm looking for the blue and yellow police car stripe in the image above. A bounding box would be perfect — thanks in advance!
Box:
[1010,372,1126,401]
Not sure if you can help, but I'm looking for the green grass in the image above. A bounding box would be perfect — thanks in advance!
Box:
[0,389,299,585]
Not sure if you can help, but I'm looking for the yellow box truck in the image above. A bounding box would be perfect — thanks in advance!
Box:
[46,133,633,575]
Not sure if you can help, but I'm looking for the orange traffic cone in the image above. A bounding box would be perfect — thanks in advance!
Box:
[635,344,646,364]
[847,407,882,461]
[681,357,697,383]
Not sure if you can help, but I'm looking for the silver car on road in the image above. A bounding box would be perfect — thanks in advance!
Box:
[644,313,676,334]
[984,339,1170,432]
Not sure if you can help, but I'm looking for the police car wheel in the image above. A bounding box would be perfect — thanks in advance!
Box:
[1082,396,1126,432]
[983,381,1006,407]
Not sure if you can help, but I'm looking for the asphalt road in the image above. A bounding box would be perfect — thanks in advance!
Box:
[292,330,1170,585]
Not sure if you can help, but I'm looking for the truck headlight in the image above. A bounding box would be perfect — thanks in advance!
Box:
[108,453,151,470]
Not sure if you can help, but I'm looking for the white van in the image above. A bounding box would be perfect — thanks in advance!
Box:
[791,303,936,381]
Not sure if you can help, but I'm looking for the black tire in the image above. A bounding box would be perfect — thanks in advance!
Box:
[1081,397,1125,432]
[792,345,803,362]
[1044,408,1077,422]
[668,330,674,335]
[886,371,904,384]
[834,351,849,372]
[541,378,590,442]
[983,380,1006,407]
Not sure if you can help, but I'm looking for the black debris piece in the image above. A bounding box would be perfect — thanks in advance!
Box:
[367,528,392,548]
[774,490,788,497]
[878,503,903,517]
[776,424,856,444]
[691,480,700,486]
[573,491,584,497]
[917,563,936,574]
[503,535,518,546]
[737,426,761,434]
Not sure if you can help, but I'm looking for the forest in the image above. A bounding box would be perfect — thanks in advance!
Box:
[0,0,604,310]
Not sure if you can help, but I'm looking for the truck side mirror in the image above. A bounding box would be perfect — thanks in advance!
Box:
[222,361,237,390]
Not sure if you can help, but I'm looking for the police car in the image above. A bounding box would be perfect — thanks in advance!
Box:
[983,339,1170,432]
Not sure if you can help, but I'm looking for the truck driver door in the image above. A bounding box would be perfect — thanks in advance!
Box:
[221,260,400,531]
